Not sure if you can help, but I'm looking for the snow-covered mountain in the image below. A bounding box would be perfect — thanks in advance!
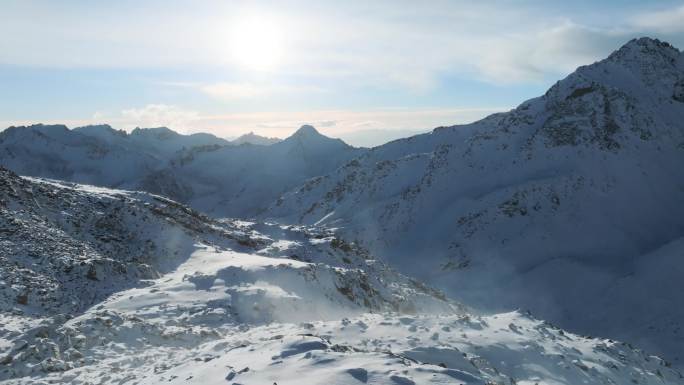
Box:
[1,167,681,385]
[0,124,362,217]
[230,131,282,146]
[266,37,684,366]
[174,125,364,217]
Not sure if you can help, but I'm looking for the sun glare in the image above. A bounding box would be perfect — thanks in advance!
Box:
[230,14,284,71]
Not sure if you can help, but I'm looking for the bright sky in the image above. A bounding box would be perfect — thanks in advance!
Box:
[1,0,683,142]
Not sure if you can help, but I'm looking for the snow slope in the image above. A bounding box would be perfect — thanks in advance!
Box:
[1,167,681,385]
[7,310,682,385]
[0,124,363,217]
[266,38,684,365]
[0,167,457,382]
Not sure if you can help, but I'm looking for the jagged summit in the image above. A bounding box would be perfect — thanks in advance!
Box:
[130,126,179,139]
[128,127,230,146]
[74,124,127,138]
[610,37,681,61]
[599,37,683,89]
[568,38,682,117]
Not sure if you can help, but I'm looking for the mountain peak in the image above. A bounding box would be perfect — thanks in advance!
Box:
[277,124,352,151]
[608,37,681,66]
[622,37,677,52]
[292,125,322,137]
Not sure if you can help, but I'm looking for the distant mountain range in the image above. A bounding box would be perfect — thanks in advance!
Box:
[0,124,363,217]
[1,37,684,368]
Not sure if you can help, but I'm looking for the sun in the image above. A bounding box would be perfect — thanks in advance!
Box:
[230,14,284,71]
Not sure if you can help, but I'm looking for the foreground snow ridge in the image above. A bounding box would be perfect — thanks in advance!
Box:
[0,168,682,384]
[5,310,683,385]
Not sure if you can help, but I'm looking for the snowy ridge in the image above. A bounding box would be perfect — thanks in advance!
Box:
[1,167,681,384]
[266,37,684,365]
[0,167,463,382]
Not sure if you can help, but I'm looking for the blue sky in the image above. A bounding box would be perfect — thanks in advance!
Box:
[1,0,684,140]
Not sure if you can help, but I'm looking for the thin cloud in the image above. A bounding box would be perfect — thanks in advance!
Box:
[3,1,683,90]
[473,21,630,83]
[119,104,200,133]
[633,5,684,34]
[200,82,327,101]
[185,106,509,137]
